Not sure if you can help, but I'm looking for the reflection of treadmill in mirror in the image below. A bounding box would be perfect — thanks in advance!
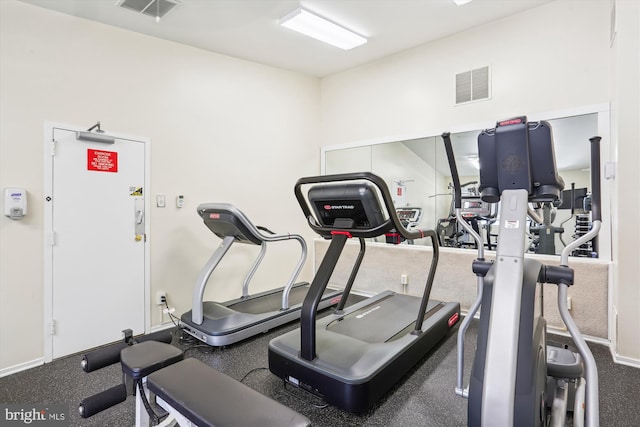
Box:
[180,203,343,346]
[268,173,461,413]
[386,207,423,244]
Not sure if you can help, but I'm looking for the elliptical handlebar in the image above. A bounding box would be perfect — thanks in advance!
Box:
[442,132,487,398]
[442,133,463,210]
[560,136,602,267]
[441,133,485,258]
[556,135,601,427]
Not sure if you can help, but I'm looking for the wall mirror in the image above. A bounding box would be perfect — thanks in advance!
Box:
[322,106,610,260]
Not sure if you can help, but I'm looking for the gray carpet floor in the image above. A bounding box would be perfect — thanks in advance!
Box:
[1,315,639,426]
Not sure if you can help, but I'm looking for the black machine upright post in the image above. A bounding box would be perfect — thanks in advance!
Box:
[589,137,602,224]
[300,232,349,361]
[411,229,440,334]
[335,237,366,314]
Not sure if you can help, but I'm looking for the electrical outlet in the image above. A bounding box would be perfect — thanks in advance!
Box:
[156,291,166,305]
[401,274,408,294]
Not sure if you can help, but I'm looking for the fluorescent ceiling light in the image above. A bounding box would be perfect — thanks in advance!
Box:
[280,8,367,50]
[453,0,473,5]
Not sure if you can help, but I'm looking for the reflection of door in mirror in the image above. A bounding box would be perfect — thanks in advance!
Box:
[371,138,437,245]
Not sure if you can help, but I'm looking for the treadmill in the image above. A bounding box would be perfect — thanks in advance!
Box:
[181,203,343,346]
[268,173,461,413]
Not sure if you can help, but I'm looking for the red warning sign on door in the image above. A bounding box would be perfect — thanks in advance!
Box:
[87,149,118,173]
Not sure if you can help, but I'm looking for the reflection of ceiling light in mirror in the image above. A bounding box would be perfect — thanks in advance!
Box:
[468,155,480,169]
[453,0,473,5]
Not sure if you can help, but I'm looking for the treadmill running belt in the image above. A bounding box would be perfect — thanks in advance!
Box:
[228,284,334,315]
[326,294,441,343]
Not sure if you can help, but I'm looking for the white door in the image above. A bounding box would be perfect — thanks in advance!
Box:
[44,123,149,360]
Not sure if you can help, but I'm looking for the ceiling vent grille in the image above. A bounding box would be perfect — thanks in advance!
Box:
[117,0,178,19]
[455,66,490,104]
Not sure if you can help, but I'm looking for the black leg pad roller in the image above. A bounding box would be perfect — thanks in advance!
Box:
[147,358,311,427]
[120,341,184,380]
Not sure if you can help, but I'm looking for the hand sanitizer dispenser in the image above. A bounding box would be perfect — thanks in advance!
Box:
[4,188,27,219]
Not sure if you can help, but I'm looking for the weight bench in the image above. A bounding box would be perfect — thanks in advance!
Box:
[120,341,310,427]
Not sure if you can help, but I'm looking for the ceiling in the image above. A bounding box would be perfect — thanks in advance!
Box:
[20,0,553,77]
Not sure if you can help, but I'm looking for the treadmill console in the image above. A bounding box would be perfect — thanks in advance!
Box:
[461,198,491,218]
[198,204,263,245]
[395,207,423,228]
[308,182,386,230]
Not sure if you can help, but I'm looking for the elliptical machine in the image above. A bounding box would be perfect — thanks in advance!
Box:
[442,117,601,426]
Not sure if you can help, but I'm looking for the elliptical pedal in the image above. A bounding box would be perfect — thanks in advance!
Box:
[547,345,583,380]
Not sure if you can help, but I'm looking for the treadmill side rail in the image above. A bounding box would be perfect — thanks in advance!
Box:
[192,235,235,325]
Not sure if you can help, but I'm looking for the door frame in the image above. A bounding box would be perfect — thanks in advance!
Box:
[43,121,151,362]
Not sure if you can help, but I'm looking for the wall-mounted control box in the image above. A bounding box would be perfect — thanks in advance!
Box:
[4,188,27,219]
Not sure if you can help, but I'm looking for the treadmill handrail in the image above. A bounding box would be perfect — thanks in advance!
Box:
[334,237,366,313]
[192,235,236,325]
[294,172,430,241]
[411,229,440,334]
[241,242,267,299]
[193,203,308,318]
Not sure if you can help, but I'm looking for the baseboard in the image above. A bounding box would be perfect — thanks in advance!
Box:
[150,322,177,334]
[0,358,44,378]
[546,326,610,346]
[611,351,640,368]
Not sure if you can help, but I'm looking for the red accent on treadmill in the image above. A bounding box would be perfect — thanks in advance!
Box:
[385,232,401,245]
[448,312,460,327]
[331,230,353,238]
[330,296,342,304]
[209,213,221,219]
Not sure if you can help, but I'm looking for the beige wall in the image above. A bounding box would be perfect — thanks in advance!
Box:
[319,0,640,363]
[609,0,640,361]
[1,0,638,374]
[0,1,320,371]
[315,240,610,339]
[320,1,610,145]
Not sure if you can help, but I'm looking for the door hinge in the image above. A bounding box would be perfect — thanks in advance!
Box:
[51,139,57,157]
[48,232,56,246]
[50,320,56,335]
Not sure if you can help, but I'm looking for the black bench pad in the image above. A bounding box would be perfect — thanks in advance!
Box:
[147,358,310,427]
[120,341,184,380]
